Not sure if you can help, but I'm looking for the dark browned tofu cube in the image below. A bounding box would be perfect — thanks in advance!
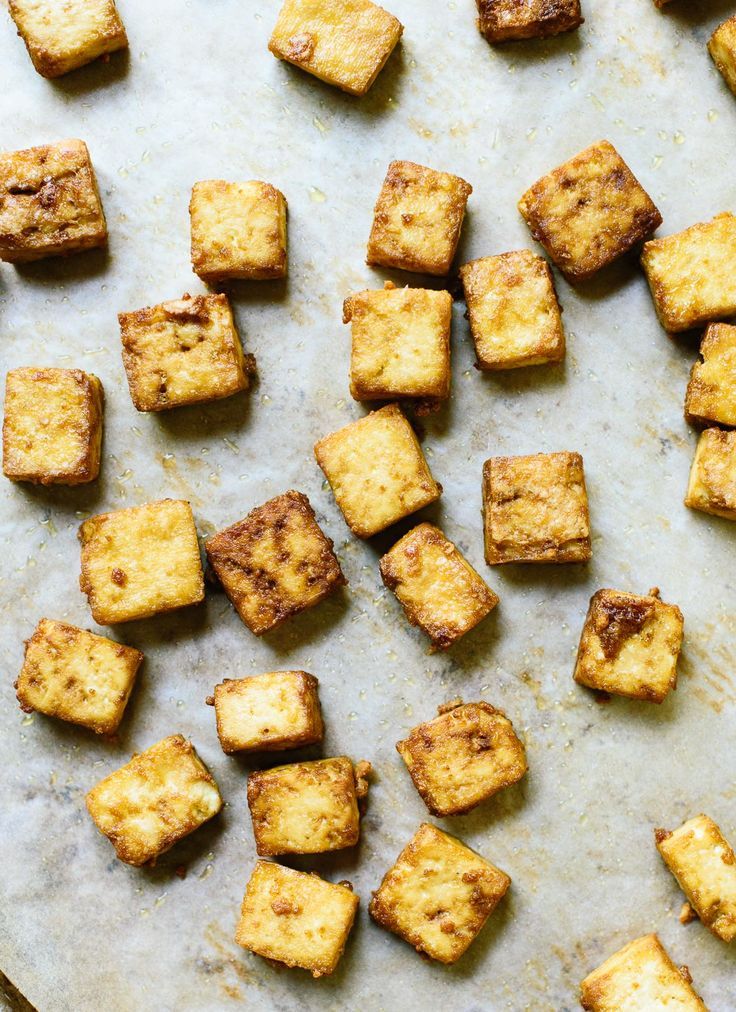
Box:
[477,0,583,43]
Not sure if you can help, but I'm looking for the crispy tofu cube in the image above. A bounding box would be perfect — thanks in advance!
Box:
[3,367,103,485]
[79,499,204,624]
[85,734,222,866]
[476,0,583,43]
[189,180,287,283]
[15,618,142,735]
[482,451,591,564]
[235,861,359,977]
[709,16,736,96]
[460,250,565,370]
[379,523,499,649]
[9,0,127,78]
[685,428,736,521]
[314,403,441,538]
[369,822,510,963]
[209,671,323,754]
[685,324,736,428]
[518,140,661,282]
[366,161,473,276]
[396,700,527,816]
[0,139,107,263]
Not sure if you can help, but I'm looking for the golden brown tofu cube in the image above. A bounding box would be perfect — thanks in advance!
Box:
[396,700,527,817]
[709,16,736,96]
[3,367,103,485]
[0,139,107,263]
[235,861,359,977]
[15,618,142,735]
[518,140,661,282]
[79,499,204,624]
[189,180,287,283]
[209,671,323,754]
[460,250,565,370]
[685,324,736,428]
[483,451,591,564]
[314,403,441,538]
[685,428,736,521]
[205,490,345,636]
[85,734,222,866]
[579,933,707,1010]
[367,161,472,276]
[476,0,583,43]
[379,523,499,649]
[9,0,127,78]
[369,822,510,963]
[119,293,253,412]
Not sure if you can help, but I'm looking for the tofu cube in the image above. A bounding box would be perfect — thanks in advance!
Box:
[476,0,583,43]
[15,618,143,735]
[396,700,527,816]
[369,822,510,963]
[366,161,473,276]
[573,588,684,703]
[209,671,323,754]
[379,523,499,649]
[205,490,345,635]
[79,499,204,624]
[460,250,565,370]
[685,324,736,428]
[482,451,591,564]
[579,933,707,1010]
[685,428,736,521]
[709,16,736,96]
[235,861,359,977]
[655,814,736,943]
[314,403,441,538]
[119,293,253,412]
[85,734,222,866]
[0,139,107,263]
[9,0,127,78]
[518,140,661,282]
[190,180,287,283]
[3,367,103,485]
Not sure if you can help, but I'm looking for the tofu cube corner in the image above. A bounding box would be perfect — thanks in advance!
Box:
[685,323,736,428]
[476,0,583,43]
[685,428,736,521]
[9,0,127,78]
[709,16,736,97]
[211,670,323,754]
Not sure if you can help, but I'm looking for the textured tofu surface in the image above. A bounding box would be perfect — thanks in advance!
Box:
[205,490,345,635]
[685,428,736,521]
[79,499,205,624]
[379,523,499,649]
[477,0,583,42]
[9,0,127,77]
[396,701,527,816]
[483,451,591,564]
[3,367,103,485]
[15,618,143,735]
[235,861,359,977]
[366,161,472,275]
[268,0,403,96]
[190,180,287,282]
[211,671,323,753]
[314,403,441,538]
[86,735,222,866]
[518,140,661,281]
[460,250,565,370]
[685,323,736,428]
[369,822,510,963]
[709,16,736,96]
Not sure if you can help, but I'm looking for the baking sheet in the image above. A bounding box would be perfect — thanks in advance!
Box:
[1,0,735,1008]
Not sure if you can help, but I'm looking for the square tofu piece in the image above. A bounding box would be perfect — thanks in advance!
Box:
[209,671,323,754]
[396,700,527,816]
[685,324,736,428]
[369,822,510,963]
[579,933,707,1010]
[379,523,499,649]
[476,0,583,43]
[655,814,736,942]
[314,403,441,538]
[482,451,591,564]
[344,282,452,405]
[709,16,736,96]
[3,367,103,485]
[685,428,736,521]
[269,0,402,96]
[573,588,684,703]
[460,250,565,370]
[119,293,253,412]
[190,180,287,283]
[247,756,370,856]
[236,861,359,977]
[367,161,473,276]
[9,0,127,78]
[15,618,142,735]
[205,490,345,635]
[85,734,222,866]
[79,499,204,624]
[518,140,661,282]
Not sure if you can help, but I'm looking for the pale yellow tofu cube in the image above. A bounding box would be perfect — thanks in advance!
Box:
[477,0,583,42]
[685,428,736,521]
[685,323,736,428]
[9,0,127,78]
[709,16,736,96]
